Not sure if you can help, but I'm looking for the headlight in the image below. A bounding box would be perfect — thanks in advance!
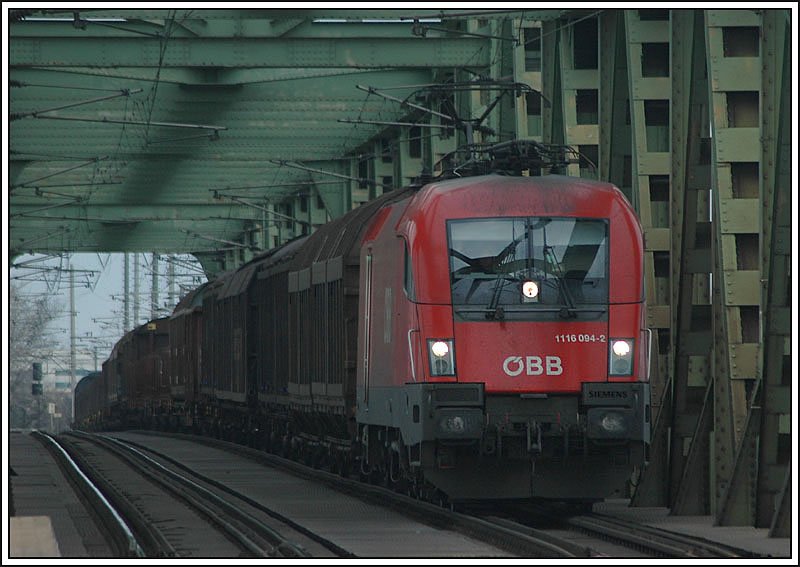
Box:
[609,338,634,376]
[601,412,626,434]
[439,415,466,433]
[431,341,450,358]
[521,280,540,302]
[612,340,631,356]
[428,339,456,376]
[587,407,631,438]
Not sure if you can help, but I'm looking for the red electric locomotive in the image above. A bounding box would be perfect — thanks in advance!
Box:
[356,172,650,501]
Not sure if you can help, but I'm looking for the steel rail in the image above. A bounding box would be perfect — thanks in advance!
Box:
[124,431,589,558]
[32,431,146,558]
[568,513,749,559]
[68,431,311,558]
[112,435,357,558]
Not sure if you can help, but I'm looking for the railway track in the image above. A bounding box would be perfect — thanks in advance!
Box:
[184,431,761,559]
[564,512,753,558]
[113,431,587,558]
[61,430,763,558]
[55,431,329,558]
[33,431,143,558]
[488,501,760,559]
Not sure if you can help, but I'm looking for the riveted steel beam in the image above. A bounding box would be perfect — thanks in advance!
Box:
[13,66,411,87]
[13,19,448,40]
[10,36,489,69]
[768,468,791,538]
[13,15,564,40]
[263,8,565,21]
[632,9,711,510]
[717,8,792,529]
[703,9,766,521]
[555,13,600,179]
[598,10,630,195]
[487,19,519,150]
[753,9,791,536]
[717,395,761,526]
[623,11,673,491]
[12,8,561,24]
[541,20,563,148]
[666,9,715,515]
[718,8,794,533]
[671,383,714,514]
[511,19,543,141]
[10,203,263,255]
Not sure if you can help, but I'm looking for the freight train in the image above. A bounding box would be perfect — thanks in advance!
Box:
[75,142,651,504]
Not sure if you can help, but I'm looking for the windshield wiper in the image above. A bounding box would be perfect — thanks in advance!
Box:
[485,226,531,320]
[485,274,508,320]
[544,245,577,319]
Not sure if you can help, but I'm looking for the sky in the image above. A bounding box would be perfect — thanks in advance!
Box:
[8,253,207,371]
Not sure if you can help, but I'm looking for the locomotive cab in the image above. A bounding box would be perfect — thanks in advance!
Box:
[356,174,651,502]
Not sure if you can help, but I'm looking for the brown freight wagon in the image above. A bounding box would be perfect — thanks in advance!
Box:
[111,318,170,428]
[73,371,104,430]
[167,283,209,430]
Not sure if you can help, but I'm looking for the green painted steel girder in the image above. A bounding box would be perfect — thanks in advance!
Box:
[623,10,678,510]
[705,8,762,522]
[667,9,714,515]
[10,58,437,260]
[10,8,520,267]
[13,17,562,40]
[598,10,630,190]
[10,203,262,220]
[11,216,259,256]
[11,8,562,23]
[715,7,793,533]
[262,8,567,21]
[11,36,490,69]
[12,66,423,87]
[754,9,792,536]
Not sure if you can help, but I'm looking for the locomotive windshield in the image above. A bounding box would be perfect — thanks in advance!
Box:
[448,217,608,321]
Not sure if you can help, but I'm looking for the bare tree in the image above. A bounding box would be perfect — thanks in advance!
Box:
[9,282,62,429]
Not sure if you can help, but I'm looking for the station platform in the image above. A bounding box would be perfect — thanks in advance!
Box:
[9,517,60,558]
[7,430,111,558]
[595,499,793,559]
